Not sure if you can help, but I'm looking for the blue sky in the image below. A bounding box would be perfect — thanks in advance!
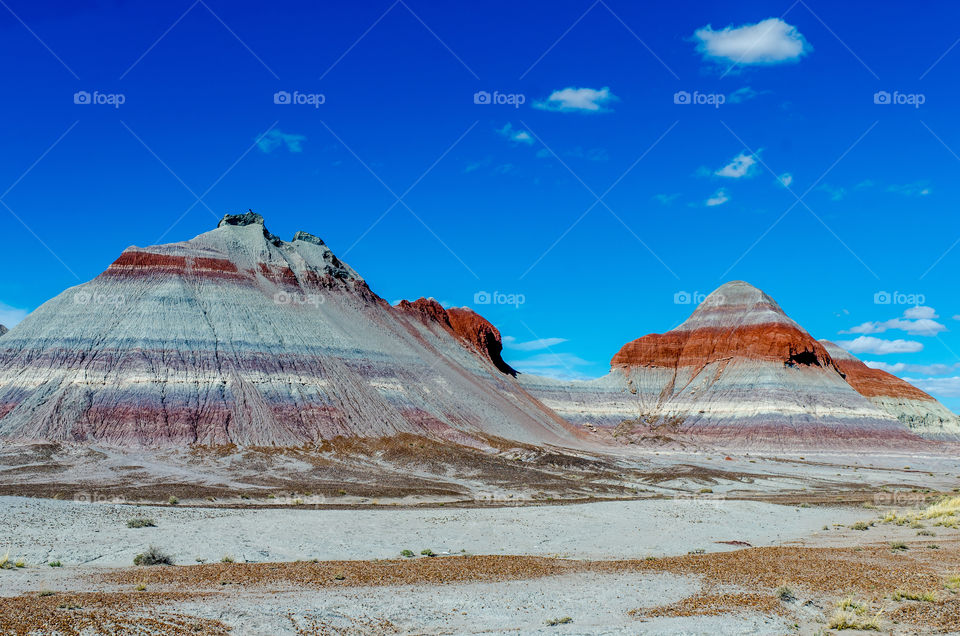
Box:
[2,1,960,409]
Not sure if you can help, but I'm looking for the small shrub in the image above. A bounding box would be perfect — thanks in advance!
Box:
[126,517,156,529]
[220,555,235,563]
[0,553,10,570]
[420,549,435,557]
[776,586,796,602]
[944,575,960,591]
[14,560,24,568]
[890,541,908,552]
[48,561,62,568]
[698,488,713,494]
[851,521,871,531]
[546,617,573,626]
[928,544,940,550]
[136,583,147,591]
[333,573,345,581]
[338,489,347,496]
[895,589,936,602]
[400,549,414,558]
[167,496,178,505]
[917,529,936,537]
[133,546,173,566]
[829,609,882,631]
[38,590,55,597]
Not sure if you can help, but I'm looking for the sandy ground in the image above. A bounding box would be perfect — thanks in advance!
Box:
[0,495,869,568]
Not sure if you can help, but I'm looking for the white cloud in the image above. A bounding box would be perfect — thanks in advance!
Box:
[653,193,681,205]
[728,86,765,103]
[902,376,960,398]
[512,352,594,380]
[841,306,946,337]
[533,87,618,113]
[694,18,812,66]
[496,123,533,145]
[817,184,846,201]
[903,306,938,320]
[256,129,306,153]
[715,152,758,178]
[502,336,569,352]
[778,173,793,187]
[835,336,923,355]
[0,302,28,328]
[866,361,960,375]
[887,182,931,197]
[705,188,730,206]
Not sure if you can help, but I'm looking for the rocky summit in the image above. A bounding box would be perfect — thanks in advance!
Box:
[0,214,578,448]
[521,281,960,449]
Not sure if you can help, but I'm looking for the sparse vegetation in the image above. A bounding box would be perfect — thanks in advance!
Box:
[546,617,573,626]
[126,517,156,529]
[945,575,960,591]
[698,488,713,494]
[420,549,436,557]
[400,549,414,558]
[136,583,147,591]
[829,597,883,631]
[850,521,871,531]
[167,496,179,505]
[892,589,936,602]
[14,560,24,568]
[776,586,796,602]
[221,555,235,563]
[133,546,173,566]
[38,590,55,597]
[880,495,960,529]
[333,573,346,581]
[0,553,10,570]
[917,529,935,537]
[890,541,908,552]
[48,561,61,568]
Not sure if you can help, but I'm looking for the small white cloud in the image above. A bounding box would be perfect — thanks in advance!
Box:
[903,306,938,320]
[887,182,931,197]
[727,86,765,103]
[535,148,552,159]
[715,152,758,179]
[502,336,569,352]
[777,172,793,187]
[835,336,923,355]
[817,184,846,201]
[841,306,946,337]
[512,352,594,380]
[694,18,812,66]
[866,361,960,375]
[901,376,960,398]
[257,129,306,153]
[705,188,730,206]
[463,157,492,173]
[0,302,28,328]
[653,193,681,205]
[496,123,534,145]
[533,86,618,113]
